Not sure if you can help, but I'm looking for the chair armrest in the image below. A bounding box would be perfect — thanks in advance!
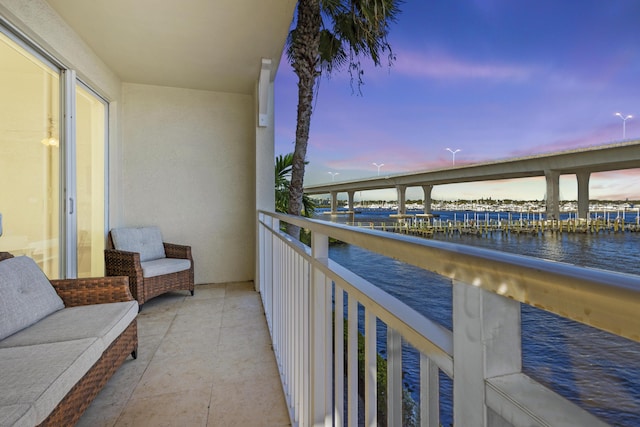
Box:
[0,252,14,261]
[163,242,192,260]
[105,248,143,275]
[50,276,134,307]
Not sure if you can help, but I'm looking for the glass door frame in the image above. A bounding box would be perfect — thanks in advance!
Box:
[62,69,77,277]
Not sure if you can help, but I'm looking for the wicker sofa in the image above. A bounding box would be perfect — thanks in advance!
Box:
[0,253,138,427]
[104,226,194,306]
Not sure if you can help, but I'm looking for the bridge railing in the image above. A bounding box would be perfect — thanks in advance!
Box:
[257,210,640,427]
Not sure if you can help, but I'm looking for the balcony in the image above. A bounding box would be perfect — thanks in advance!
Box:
[2,2,639,425]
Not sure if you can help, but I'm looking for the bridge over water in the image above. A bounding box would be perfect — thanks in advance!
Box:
[304,140,640,219]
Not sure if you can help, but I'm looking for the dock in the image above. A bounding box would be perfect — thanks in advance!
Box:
[349,216,640,237]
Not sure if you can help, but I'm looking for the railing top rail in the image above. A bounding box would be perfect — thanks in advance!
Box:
[260,210,640,343]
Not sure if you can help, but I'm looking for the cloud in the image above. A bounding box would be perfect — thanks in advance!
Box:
[317,143,450,174]
[393,49,535,82]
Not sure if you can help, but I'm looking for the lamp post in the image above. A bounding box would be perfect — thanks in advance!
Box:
[446,148,461,165]
[615,112,632,139]
[328,171,340,181]
[372,162,384,176]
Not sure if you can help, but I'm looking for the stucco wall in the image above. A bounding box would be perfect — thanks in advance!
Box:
[121,83,256,284]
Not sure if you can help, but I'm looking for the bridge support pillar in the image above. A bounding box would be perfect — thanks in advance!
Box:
[422,185,433,215]
[347,191,355,213]
[576,172,591,219]
[330,191,338,214]
[544,170,560,220]
[396,185,407,215]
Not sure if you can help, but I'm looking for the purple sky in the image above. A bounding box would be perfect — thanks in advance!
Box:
[274,0,640,201]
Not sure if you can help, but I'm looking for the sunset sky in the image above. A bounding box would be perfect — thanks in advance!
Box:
[274,0,640,201]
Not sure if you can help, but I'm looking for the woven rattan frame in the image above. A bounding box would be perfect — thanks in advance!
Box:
[105,232,195,306]
[0,251,14,261]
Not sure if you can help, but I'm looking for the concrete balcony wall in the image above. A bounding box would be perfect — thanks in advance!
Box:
[121,83,256,284]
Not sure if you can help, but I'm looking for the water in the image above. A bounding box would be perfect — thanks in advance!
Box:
[319,209,640,426]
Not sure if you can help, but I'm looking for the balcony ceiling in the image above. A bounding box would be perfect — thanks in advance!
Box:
[46,0,296,94]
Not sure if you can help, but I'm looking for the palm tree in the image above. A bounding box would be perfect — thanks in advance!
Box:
[285,0,401,237]
[276,152,315,217]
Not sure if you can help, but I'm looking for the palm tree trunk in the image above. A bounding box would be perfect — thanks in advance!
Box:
[287,0,321,238]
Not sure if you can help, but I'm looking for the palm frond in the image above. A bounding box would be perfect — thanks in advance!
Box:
[319,29,348,73]
[313,0,402,93]
[275,152,314,216]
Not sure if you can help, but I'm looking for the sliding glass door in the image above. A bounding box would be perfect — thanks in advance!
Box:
[0,29,107,279]
[0,31,61,277]
[76,83,106,277]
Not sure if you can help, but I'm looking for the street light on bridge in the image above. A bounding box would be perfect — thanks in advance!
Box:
[446,148,461,165]
[372,162,384,176]
[615,112,632,139]
[328,171,340,181]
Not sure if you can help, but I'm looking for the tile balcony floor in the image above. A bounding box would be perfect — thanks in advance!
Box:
[77,282,291,427]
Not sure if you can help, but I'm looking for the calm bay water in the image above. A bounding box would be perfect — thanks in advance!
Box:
[319,209,640,426]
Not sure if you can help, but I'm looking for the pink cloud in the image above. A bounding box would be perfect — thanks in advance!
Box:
[322,144,448,172]
[393,49,535,81]
[505,123,627,160]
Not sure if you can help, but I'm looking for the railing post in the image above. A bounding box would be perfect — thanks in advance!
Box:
[310,231,331,426]
[420,354,439,427]
[364,309,377,427]
[263,215,275,328]
[387,328,402,426]
[334,286,345,426]
[452,280,521,426]
[258,212,263,293]
[347,296,359,427]
[299,250,310,424]
[270,216,279,342]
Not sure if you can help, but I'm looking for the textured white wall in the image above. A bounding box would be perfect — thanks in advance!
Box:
[121,83,255,284]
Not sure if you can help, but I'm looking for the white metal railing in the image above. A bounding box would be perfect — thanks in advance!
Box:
[257,210,640,427]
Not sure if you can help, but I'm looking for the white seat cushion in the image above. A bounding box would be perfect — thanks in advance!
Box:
[0,403,33,427]
[0,301,138,350]
[141,258,191,278]
[0,338,103,426]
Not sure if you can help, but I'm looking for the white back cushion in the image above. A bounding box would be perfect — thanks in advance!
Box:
[111,226,166,262]
[0,256,64,340]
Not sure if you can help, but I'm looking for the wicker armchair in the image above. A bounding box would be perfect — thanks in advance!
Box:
[104,228,194,306]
